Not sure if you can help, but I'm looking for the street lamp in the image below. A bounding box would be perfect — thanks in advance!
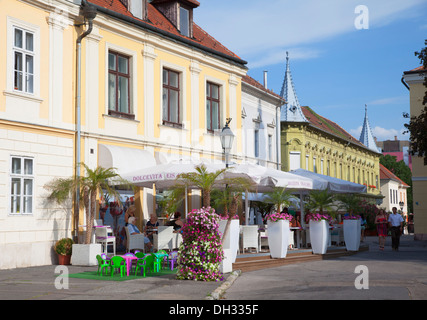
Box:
[220,118,234,168]
[399,201,404,212]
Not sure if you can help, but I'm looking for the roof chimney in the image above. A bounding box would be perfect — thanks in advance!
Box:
[394,136,397,141]
[263,71,268,89]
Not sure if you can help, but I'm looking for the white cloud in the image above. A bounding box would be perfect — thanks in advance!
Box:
[350,125,407,141]
[196,0,425,66]
[368,96,407,105]
[248,47,322,69]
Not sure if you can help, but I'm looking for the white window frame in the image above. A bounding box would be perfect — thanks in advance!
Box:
[6,17,41,101]
[9,156,34,215]
[254,129,259,158]
[179,6,190,37]
[268,134,273,161]
[289,152,301,171]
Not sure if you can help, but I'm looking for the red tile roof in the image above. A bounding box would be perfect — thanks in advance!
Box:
[242,75,286,103]
[380,164,409,187]
[404,65,426,74]
[301,106,366,147]
[88,0,245,64]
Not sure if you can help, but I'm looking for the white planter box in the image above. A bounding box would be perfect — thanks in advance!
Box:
[71,244,102,266]
[219,219,240,263]
[267,220,290,258]
[220,248,233,273]
[343,219,361,251]
[309,220,329,254]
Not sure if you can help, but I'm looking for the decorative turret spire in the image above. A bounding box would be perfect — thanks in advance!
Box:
[280,52,308,123]
[359,104,380,152]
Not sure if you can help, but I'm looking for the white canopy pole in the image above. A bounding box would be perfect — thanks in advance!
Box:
[300,191,306,228]
[185,186,188,217]
[245,189,249,225]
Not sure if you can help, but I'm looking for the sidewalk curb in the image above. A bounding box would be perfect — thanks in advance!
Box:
[205,270,241,300]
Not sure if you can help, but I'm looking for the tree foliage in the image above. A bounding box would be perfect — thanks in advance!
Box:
[44,163,133,244]
[403,39,427,165]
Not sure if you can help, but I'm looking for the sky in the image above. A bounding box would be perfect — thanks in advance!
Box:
[194,0,427,142]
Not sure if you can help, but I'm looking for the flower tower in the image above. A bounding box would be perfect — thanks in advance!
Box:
[176,207,224,281]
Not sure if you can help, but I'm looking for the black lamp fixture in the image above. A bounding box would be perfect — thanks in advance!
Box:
[219,118,234,168]
[399,201,404,212]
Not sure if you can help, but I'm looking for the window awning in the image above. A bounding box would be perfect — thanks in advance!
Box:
[98,144,156,176]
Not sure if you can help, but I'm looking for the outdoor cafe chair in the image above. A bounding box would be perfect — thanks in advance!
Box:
[168,251,179,270]
[135,254,154,277]
[95,226,116,255]
[241,225,259,253]
[151,253,163,272]
[153,226,174,251]
[109,256,126,278]
[96,254,111,276]
[135,251,146,259]
[124,226,146,253]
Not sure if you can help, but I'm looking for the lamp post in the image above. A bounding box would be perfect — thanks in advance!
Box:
[220,118,234,168]
[399,201,404,213]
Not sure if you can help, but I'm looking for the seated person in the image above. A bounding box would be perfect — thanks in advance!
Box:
[291,215,302,228]
[168,211,183,233]
[128,217,152,251]
[144,214,159,242]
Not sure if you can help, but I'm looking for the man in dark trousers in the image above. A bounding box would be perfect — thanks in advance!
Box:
[388,207,404,251]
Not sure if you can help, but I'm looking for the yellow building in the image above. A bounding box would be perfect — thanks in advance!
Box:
[279,54,381,199]
[76,0,248,229]
[0,0,77,269]
[403,66,427,240]
[0,0,248,268]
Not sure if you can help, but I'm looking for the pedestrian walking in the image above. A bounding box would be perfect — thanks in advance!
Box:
[375,209,388,250]
[388,207,404,251]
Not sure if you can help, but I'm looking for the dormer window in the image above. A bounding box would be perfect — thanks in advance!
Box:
[151,0,198,38]
[179,6,190,37]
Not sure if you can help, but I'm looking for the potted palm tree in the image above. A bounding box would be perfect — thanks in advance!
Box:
[264,188,297,258]
[305,190,334,254]
[45,163,133,265]
[211,178,252,265]
[336,194,362,251]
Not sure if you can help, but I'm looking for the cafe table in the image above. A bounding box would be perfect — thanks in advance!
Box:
[290,227,303,248]
[118,255,138,276]
[152,252,168,271]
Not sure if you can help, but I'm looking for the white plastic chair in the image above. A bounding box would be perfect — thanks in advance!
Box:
[241,225,259,253]
[172,232,183,249]
[95,226,116,255]
[258,225,268,252]
[153,226,174,251]
[288,230,295,249]
[124,226,146,253]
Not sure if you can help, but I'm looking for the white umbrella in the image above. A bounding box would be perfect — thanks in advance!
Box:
[290,169,367,193]
[227,163,313,192]
[121,160,258,190]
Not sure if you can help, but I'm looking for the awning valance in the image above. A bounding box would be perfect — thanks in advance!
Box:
[98,144,156,176]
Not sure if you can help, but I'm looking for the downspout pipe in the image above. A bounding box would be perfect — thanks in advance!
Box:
[74,0,97,240]
[401,76,410,91]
